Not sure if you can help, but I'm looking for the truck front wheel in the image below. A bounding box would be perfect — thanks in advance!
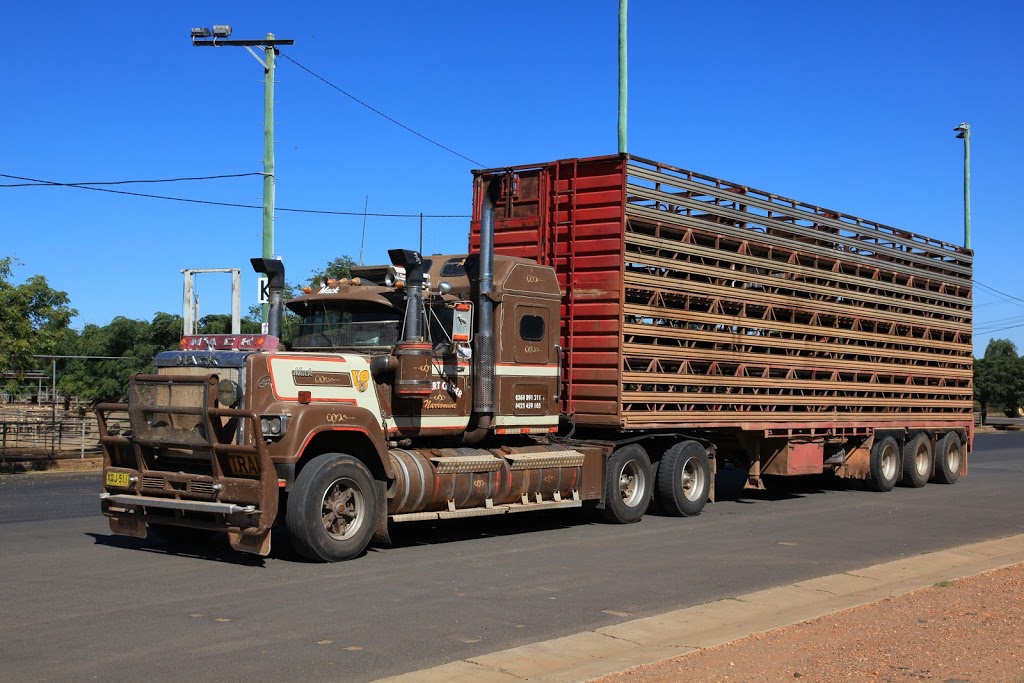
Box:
[600,444,653,524]
[656,441,711,517]
[287,453,380,562]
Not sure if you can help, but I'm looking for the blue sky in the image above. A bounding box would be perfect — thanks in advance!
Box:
[3,1,1021,357]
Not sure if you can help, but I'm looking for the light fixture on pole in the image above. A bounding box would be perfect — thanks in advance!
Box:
[191,25,295,327]
[953,122,971,250]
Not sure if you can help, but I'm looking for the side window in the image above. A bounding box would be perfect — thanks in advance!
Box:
[513,305,549,363]
[520,315,544,341]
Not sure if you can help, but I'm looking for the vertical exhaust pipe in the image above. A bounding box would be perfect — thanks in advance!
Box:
[474,177,501,415]
[387,249,433,398]
[463,175,501,445]
[250,257,285,339]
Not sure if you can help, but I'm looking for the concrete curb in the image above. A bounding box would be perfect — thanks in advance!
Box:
[373,534,1024,683]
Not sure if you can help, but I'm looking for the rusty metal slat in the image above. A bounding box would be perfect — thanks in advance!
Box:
[619,413,972,429]
[624,232,971,310]
[625,155,969,256]
[622,305,973,354]
[620,372,973,395]
[622,323,972,367]
[626,165,973,271]
[623,272,972,333]
[623,248,966,320]
[622,344,973,380]
[624,203,971,289]
[620,393,963,408]
[625,187,973,280]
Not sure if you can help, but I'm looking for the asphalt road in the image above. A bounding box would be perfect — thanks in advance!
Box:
[1,434,1021,683]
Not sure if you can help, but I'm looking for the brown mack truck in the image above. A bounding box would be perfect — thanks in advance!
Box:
[96,154,974,561]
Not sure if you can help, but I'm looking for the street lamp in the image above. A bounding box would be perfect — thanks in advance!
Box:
[954,122,971,250]
[191,25,295,328]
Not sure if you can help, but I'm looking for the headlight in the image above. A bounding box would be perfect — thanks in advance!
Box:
[260,415,285,437]
[217,379,240,408]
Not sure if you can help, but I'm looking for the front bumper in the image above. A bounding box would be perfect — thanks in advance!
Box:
[96,373,279,556]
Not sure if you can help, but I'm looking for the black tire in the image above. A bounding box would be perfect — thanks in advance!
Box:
[600,444,653,524]
[900,433,932,488]
[656,441,711,517]
[868,435,899,492]
[287,453,380,562]
[932,432,963,485]
[148,524,215,544]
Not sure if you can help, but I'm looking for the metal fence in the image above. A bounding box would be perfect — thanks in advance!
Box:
[0,409,128,461]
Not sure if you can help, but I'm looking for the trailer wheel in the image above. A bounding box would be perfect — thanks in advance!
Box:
[900,433,932,488]
[932,433,963,485]
[600,444,653,524]
[656,441,711,517]
[287,453,380,562]
[868,436,899,492]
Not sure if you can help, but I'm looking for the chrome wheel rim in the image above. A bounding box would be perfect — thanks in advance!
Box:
[881,444,898,481]
[946,442,962,475]
[914,443,930,477]
[321,477,365,540]
[618,459,646,507]
[681,456,706,501]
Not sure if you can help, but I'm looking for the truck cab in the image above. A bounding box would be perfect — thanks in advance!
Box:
[97,251,570,559]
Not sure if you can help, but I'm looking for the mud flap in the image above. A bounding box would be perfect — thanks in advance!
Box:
[371,480,392,546]
[228,529,272,556]
[110,517,147,538]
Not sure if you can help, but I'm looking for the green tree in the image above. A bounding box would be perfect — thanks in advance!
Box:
[974,338,1024,424]
[0,257,77,392]
[59,313,185,405]
[309,256,357,287]
[198,313,261,335]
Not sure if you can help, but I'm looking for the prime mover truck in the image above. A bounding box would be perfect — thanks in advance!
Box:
[96,154,973,561]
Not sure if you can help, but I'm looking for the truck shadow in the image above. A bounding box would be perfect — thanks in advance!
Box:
[379,508,593,552]
[714,466,851,503]
[85,532,268,566]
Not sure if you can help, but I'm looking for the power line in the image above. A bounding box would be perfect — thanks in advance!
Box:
[0,172,469,218]
[279,52,485,168]
[976,321,1024,335]
[974,280,1024,309]
[0,172,264,188]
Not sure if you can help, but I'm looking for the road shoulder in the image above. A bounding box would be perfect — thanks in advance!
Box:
[373,534,1024,683]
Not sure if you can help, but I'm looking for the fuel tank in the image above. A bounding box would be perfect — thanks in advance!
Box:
[388,445,584,514]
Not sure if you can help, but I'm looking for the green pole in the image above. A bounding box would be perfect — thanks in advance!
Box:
[618,0,627,155]
[262,34,277,324]
[963,125,971,250]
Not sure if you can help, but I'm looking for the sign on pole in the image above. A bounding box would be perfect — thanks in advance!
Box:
[257,276,270,304]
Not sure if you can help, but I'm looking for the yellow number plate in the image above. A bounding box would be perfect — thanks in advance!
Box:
[227,453,260,477]
[105,471,131,488]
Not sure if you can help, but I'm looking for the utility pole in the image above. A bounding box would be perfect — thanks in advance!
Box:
[192,26,294,325]
[618,0,628,155]
[954,122,971,250]
[263,34,277,274]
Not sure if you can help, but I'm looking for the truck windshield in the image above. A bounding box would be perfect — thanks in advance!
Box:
[291,303,402,350]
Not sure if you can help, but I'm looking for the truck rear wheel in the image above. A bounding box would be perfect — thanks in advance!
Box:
[287,453,380,562]
[900,433,932,488]
[932,433,963,485]
[656,441,711,517]
[868,436,899,492]
[600,444,653,524]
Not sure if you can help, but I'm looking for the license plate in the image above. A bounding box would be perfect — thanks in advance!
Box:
[226,453,260,477]
[105,471,131,488]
